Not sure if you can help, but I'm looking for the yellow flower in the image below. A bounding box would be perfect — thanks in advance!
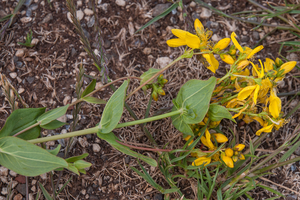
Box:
[269,89,281,119]
[279,61,297,75]
[232,156,238,162]
[213,38,231,51]
[237,85,260,104]
[233,144,245,151]
[264,58,276,73]
[202,53,219,73]
[256,124,274,136]
[221,153,234,168]
[200,129,215,150]
[231,32,263,59]
[239,154,245,160]
[192,156,211,166]
[212,133,228,143]
[225,148,234,157]
[184,135,194,146]
[221,54,235,64]
[232,105,248,119]
[237,60,250,69]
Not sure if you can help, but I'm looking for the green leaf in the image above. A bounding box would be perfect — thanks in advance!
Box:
[40,120,66,130]
[0,137,68,176]
[38,182,53,200]
[67,163,79,175]
[140,68,160,86]
[135,2,179,33]
[97,131,157,167]
[82,96,106,104]
[81,79,96,98]
[65,153,89,163]
[56,176,72,195]
[37,105,69,126]
[99,80,128,133]
[208,104,236,123]
[0,107,46,140]
[47,144,61,156]
[258,184,284,198]
[162,188,179,194]
[171,77,216,135]
[74,160,92,169]
[279,140,300,162]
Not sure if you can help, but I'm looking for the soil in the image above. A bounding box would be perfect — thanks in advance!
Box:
[0,0,300,199]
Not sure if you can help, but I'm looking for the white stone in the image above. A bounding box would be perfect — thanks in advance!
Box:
[57,115,67,123]
[128,22,135,36]
[63,96,71,105]
[143,47,151,55]
[78,137,89,148]
[156,57,173,68]
[200,7,212,19]
[92,144,101,153]
[15,49,24,57]
[77,0,82,7]
[18,88,25,94]
[189,1,196,8]
[9,72,17,79]
[67,10,84,23]
[0,167,8,176]
[31,38,39,46]
[95,82,104,91]
[1,188,7,195]
[115,0,126,7]
[211,34,221,42]
[20,17,32,23]
[9,170,17,177]
[84,8,93,16]
[40,173,47,180]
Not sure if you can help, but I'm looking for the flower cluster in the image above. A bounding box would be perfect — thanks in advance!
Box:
[166,18,297,169]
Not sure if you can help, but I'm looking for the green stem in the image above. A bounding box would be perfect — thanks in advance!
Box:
[29,109,183,144]
[13,122,40,137]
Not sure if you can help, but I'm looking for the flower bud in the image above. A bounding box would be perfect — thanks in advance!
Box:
[158,88,165,96]
[221,153,234,168]
[232,155,238,162]
[233,144,245,151]
[239,154,245,160]
[213,133,228,143]
[225,148,234,157]
[152,91,158,101]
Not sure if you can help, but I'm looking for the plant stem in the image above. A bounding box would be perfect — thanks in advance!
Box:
[126,56,184,100]
[13,122,40,137]
[29,109,183,144]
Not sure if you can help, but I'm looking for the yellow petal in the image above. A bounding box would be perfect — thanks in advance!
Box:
[203,53,219,73]
[269,90,281,118]
[166,38,186,47]
[194,18,204,33]
[213,38,231,51]
[264,58,275,72]
[221,154,234,168]
[225,148,234,157]
[253,85,260,104]
[205,129,215,150]
[237,60,250,69]
[192,156,211,166]
[171,29,189,39]
[239,154,245,160]
[232,156,238,162]
[233,144,245,151]
[233,105,248,119]
[212,133,228,143]
[279,61,297,75]
[231,32,244,53]
[185,32,201,49]
[256,124,274,136]
[252,116,264,126]
[275,58,282,66]
[237,85,256,101]
[247,45,263,59]
[221,54,235,64]
[258,59,265,78]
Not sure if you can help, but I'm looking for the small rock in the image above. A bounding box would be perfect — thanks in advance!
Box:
[26,8,32,17]
[211,34,221,42]
[67,10,84,23]
[190,1,196,8]
[153,22,160,28]
[87,186,93,194]
[81,189,86,195]
[29,4,38,10]
[154,193,163,200]
[40,13,53,24]
[156,57,172,68]
[170,16,177,25]
[71,48,77,57]
[191,12,200,21]
[200,8,212,19]
[63,96,71,105]
[0,167,8,176]
[26,76,35,84]
[287,53,299,61]
[87,15,95,27]
[15,175,26,184]
[40,173,47,180]
[31,185,36,192]
[92,144,101,153]
[103,39,111,49]
[259,32,265,40]
[97,0,102,4]
[15,49,25,57]
[98,3,109,13]
[152,3,171,17]
[9,72,17,79]
[115,0,126,7]
[78,137,89,148]
[77,0,82,7]
[252,31,260,40]
[18,88,25,94]
[1,188,7,195]
[95,82,104,91]
[31,38,39,46]
[12,181,18,189]
[125,156,131,164]
[171,9,177,15]
[128,22,135,36]
[15,61,23,68]
[84,8,93,15]
[0,10,7,18]
[46,140,55,148]
[9,170,18,177]
[13,194,22,200]
[240,35,249,42]
[24,0,33,7]
[20,17,32,23]
[143,48,151,55]
[28,194,34,200]
[16,184,26,196]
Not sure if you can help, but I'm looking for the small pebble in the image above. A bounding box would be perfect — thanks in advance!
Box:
[15,49,24,57]
[1,188,7,195]
[77,0,82,7]
[78,137,89,148]
[67,10,84,23]
[152,3,171,17]
[95,82,104,91]
[84,8,93,15]
[143,48,151,55]
[9,170,18,177]
[200,7,212,19]
[92,144,101,153]
[211,34,221,42]
[9,72,17,79]
[156,57,172,68]
[29,4,38,10]
[189,1,196,8]
[13,194,22,200]
[287,53,299,61]
[115,0,126,7]
[128,22,135,36]
[39,13,53,24]
[240,35,249,42]
[40,173,47,180]
[0,167,8,176]
[20,17,32,23]
[63,96,71,105]
[31,38,39,46]
[252,31,260,40]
